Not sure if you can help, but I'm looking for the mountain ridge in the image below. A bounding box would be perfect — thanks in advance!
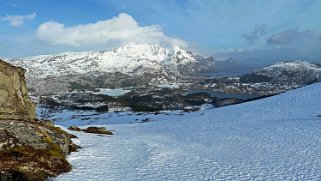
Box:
[9,43,215,78]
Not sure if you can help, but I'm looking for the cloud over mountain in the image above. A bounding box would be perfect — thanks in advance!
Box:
[36,13,187,48]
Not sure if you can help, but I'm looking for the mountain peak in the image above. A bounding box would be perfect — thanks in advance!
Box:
[8,44,215,79]
[111,43,168,60]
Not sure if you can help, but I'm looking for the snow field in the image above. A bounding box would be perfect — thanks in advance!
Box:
[55,83,321,180]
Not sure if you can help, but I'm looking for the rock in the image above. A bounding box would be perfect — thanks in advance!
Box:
[0,60,76,181]
[69,143,82,153]
[68,125,82,131]
[0,170,29,181]
[0,120,74,180]
[0,146,71,181]
[68,133,78,139]
[0,60,35,120]
[214,98,244,107]
[68,125,113,135]
[83,126,113,135]
[141,118,152,123]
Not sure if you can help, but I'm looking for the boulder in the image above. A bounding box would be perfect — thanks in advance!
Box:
[68,125,82,131]
[68,125,113,135]
[83,126,113,135]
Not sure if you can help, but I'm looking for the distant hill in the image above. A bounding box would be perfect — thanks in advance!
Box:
[240,60,321,84]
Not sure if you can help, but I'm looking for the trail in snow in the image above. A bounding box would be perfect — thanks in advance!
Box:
[55,83,321,180]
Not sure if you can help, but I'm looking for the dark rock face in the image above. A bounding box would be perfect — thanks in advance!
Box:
[0,60,76,181]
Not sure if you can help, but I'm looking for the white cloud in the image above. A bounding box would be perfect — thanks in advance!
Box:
[1,12,36,26]
[36,13,187,48]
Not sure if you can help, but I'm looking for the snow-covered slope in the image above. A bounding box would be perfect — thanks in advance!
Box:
[55,83,321,180]
[9,44,215,78]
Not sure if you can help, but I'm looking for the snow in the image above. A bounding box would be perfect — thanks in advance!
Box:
[264,60,321,72]
[54,83,321,180]
[90,88,131,97]
[156,83,180,89]
[9,43,209,78]
[38,109,188,126]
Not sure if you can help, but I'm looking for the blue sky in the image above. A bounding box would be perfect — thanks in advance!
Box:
[1,0,321,65]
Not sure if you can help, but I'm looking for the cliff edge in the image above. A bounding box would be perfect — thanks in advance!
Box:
[0,59,76,181]
[0,60,35,120]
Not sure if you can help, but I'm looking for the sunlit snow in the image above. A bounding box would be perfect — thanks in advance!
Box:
[55,83,321,180]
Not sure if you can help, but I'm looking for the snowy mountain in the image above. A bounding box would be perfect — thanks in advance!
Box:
[9,44,214,78]
[8,44,214,95]
[52,83,321,180]
[240,60,321,84]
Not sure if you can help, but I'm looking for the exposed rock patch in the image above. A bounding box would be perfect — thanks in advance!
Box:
[68,125,113,135]
[83,127,113,135]
[68,125,82,131]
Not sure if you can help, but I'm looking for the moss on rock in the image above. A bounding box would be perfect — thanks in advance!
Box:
[0,119,78,180]
[0,146,71,181]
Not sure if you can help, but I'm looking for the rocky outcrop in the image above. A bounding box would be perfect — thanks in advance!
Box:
[0,60,35,120]
[0,120,74,181]
[0,59,76,181]
[83,127,113,135]
[68,126,113,135]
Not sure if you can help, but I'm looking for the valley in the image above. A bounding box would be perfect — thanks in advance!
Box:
[2,2,321,180]
[6,45,321,121]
